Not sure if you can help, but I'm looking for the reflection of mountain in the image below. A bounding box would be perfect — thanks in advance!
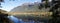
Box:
[9,2,53,23]
[9,2,52,23]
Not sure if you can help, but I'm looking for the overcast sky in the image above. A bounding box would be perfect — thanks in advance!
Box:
[0,0,41,12]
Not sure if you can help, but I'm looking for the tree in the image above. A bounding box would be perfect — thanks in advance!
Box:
[48,0,60,23]
[0,9,10,23]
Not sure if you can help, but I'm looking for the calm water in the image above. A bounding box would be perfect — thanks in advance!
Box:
[8,16,48,23]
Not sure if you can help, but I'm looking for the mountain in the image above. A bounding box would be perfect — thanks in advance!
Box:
[10,2,50,12]
[10,2,40,12]
[10,2,52,19]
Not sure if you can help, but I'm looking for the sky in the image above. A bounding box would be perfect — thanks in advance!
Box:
[0,0,41,12]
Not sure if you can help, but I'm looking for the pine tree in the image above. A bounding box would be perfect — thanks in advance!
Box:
[49,0,60,23]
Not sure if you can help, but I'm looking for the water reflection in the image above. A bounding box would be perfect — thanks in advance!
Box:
[8,16,19,23]
[8,15,48,23]
[8,16,34,23]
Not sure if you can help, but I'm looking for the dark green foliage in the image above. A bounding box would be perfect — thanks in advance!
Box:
[48,0,60,23]
[0,12,10,23]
